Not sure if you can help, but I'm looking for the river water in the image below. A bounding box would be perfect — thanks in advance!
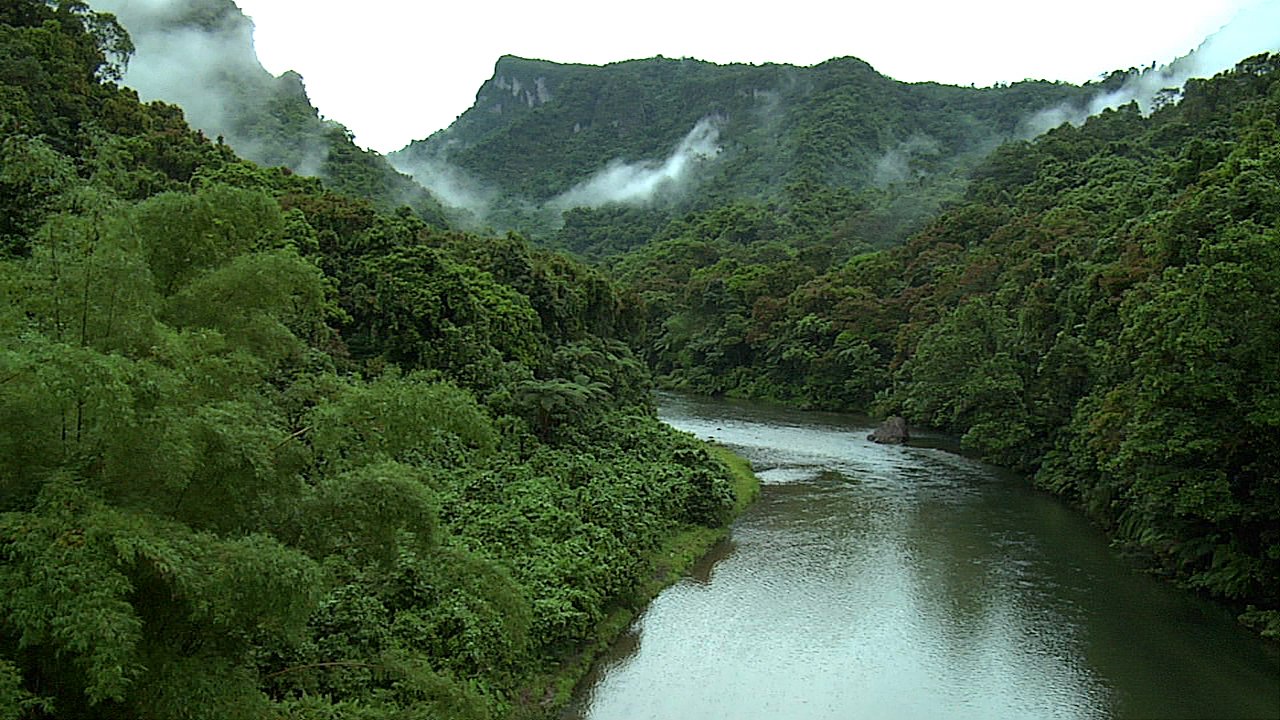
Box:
[566,393,1280,719]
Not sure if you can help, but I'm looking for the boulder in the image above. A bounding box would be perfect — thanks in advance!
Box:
[867,416,909,444]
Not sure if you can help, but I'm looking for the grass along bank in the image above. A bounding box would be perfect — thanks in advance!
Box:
[514,442,761,718]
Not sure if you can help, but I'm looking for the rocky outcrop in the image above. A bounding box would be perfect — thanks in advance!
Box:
[867,416,909,444]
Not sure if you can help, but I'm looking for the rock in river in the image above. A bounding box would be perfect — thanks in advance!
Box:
[867,416,909,444]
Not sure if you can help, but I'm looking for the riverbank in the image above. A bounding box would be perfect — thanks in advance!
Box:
[567,392,1280,720]
[511,443,760,719]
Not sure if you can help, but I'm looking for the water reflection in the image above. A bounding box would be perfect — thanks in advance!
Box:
[566,394,1280,720]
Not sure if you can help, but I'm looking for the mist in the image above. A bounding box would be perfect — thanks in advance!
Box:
[1025,0,1280,135]
[90,0,333,175]
[385,118,725,230]
[872,135,943,187]
[93,0,251,129]
[550,117,723,209]
[387,152,497,222]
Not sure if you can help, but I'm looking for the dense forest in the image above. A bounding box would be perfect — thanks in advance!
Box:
[92,0,450,225]
[399,53,1095,200]
[392,54,1097,242]
[4,0,1280,717]
[0,3,754,718]
[611,54,1280,638]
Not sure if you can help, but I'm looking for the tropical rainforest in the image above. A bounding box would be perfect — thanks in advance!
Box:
[0,3,751,718]
[409,20,1280,644]
[394,54,1097,242]
[2,0,1279,718]
[611,54,1280,642]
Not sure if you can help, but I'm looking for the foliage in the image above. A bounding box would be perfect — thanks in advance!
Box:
[393,55,1093,239]
[613,53,1280,626]
[0,5,746,718]
[101,0,451,226]
[11,5,1280,719]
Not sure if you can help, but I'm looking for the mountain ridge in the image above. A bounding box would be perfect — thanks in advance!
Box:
[91,0,1280,248]
[390,53,1097,242]
[92,0,450,225]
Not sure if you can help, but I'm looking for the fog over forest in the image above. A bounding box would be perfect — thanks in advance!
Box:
[3,2,1279,718]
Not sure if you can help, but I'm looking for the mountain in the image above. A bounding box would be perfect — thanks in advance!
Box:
[89,0,1279,253]
[612,51,1280,637]
[390,5,1279,250]
[0,3,749,717]
[91,0,449,226]
[4,7,1278,720]
[391,54,1096,244]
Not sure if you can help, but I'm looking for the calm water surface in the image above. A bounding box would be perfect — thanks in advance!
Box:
[567,393,1280,720]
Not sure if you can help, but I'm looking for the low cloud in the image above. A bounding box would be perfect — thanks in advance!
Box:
[92,0,333,176]
[387,152,497,223]
[387,118,725,229]
[872,134,942,187]
[94,0,249,135]
[1024,0,1280,135]
[550,117,723,209]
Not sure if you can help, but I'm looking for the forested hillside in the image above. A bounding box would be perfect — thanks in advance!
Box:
[0,3,750,718]
[5,3,1279,720]
[392,54,1096,244]
[92,0,450,226]
[615,53,1280,636]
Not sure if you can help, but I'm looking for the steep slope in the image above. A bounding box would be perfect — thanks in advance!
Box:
[392,5,1280,249]
[405,55,1083,196]
[91,0,449,225]
[615,52,1280,635]
[1,3,750,717]
[392,54,1096,243]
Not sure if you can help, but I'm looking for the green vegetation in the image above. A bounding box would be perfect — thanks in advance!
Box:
[615,53,1280,637]
[404,55,1092,202]
[394,55,1094,243]
[0,3,756,717]
[4,3,1278,719]
[516,441,758,710]
[103,0,450,226]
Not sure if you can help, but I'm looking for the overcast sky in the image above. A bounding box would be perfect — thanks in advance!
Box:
[230,0,1260,153]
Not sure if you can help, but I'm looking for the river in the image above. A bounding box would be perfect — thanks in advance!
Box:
[566,393,1280,719]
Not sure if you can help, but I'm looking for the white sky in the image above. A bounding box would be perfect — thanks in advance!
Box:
[231,0,1258,153]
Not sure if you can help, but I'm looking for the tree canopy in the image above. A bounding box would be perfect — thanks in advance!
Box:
[612,54,1280,637]
[0,4,745,717]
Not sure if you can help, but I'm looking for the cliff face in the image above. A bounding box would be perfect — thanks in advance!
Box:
[392,54,1095,212]
[488,65,555,110]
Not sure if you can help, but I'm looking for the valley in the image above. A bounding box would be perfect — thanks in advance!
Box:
[1,1,1278,718]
